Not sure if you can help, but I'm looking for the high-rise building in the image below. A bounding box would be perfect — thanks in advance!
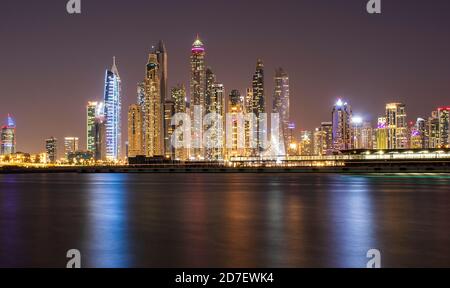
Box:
[332,99,352,151]
[128,104,143,157]
[227,89,244,158]
[94,114,107,161]
[154,41,168,103]
[314,122,333,156]
[171,85,188,161]
[205,83,225,161]
[299,131,313,156]
[437,107,450,148]
[252,59,265,153]
[386,103,408,149]
[1,115,16,155]
[190,35,206,160]
[375,117,388,150]
[164,100,175,159]
[428,111,440,148]
[352,117,373,149]
[416,117,428,149]
[64,137,79,159]
[45,137,58,164]
[154,41,170,158]
[321,122,333,153]
[87,102,98,153]
[144,52,163,157]
[272,68,290,152]
[103,57,122,161]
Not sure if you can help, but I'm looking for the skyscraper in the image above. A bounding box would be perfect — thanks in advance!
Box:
[1,115,16,155]
[154,41,168,103]
[94,114,107,161]
[272,68,290,152]
[227,90,245,158]
[45,137,57,164]
[144,52,163,157]
[103,57,122,161]
[190,35,206,159]
[252,59,265,152]
[332,99,352,151]
[376,117,388,150]
[64,137,79,159]
[428,111,440,148]
[87,102,98,153]
[437,107,450,148]
[205,83,225,161]
[164,100,175,159]
[128,104,143,157]
[171,85,188,161]
[386,103,408,149]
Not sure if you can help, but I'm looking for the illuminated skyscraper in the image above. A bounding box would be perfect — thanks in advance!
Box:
[272,68,290,151]
[164,100,175,159]
[386,103,408,149]
[87,102,99,153]
[332,99,352,151]
[64,137,79,159]
[45,137,57,163]
[299,131,313,156]
[128,104,143,157]
[437,107,450,148]
[205,67,217,114]
[205,83,225,161]
[375,117,388,150]
[154,41,168,103]
[103,57,122,161]
[171,85,188,161]
[144,52,163,157]
[252,59,265,152]
[314,122,333,156]
[94,114,107,161]
[227,89,245,158]
[190,35,206,159]
[1,115,16,155]
[428,111,440,148]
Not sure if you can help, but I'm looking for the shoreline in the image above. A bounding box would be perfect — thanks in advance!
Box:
[1,164,450,174]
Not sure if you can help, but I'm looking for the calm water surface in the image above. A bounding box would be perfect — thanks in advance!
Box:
[0,173,449,268]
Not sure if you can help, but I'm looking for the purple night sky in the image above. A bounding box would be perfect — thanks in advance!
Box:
[1,0,450,154]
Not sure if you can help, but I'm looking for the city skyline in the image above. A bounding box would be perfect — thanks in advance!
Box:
[1,0,450,154]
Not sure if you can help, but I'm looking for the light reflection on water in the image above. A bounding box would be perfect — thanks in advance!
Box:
[0,173,449,268]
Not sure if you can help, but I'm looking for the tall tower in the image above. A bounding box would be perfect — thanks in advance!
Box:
[1,115,16,155]
[86,102,98,153]
[64,137,79,159]
[172,85,188,161]
[45,137,58,164]
[154,41,168,102]
[228,90,245,158]
[190,35,206,159]
[252,59,265,153]
[144,53,163,157]
[103,57,122,161]
[205,83,225,161]
[386,103,408,149]
[128,104,143,157]
[332,99,352,151]
[272,68,290,153]
[438,107,450,148]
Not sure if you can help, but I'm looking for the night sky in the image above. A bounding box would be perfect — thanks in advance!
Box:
[1,0,450,154]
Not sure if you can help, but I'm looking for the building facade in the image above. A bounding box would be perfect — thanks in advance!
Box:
[332,99,352,151]
[128,104,143,157]
[386,103,408,149]
[272,68,290,152]
[45,137,58,163]
[103,57,122,161]
[1,115,16,156]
